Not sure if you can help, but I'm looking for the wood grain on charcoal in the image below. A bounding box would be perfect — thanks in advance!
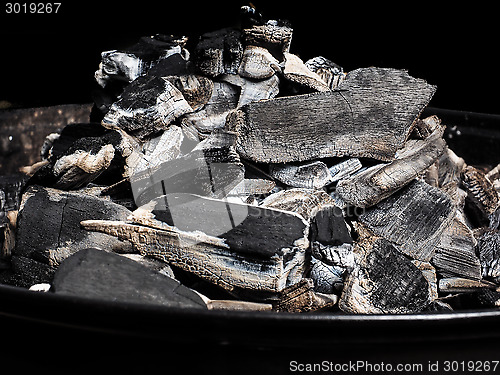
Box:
[232,68,436,163]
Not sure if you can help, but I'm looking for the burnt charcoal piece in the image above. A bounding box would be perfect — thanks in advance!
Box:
[222,73,279,108]
[328,158,363,183]
[102,75,193,140]
[95,34,189,88]
[81,217,307,297]
[438,277,497,293]
[275,278,337,312]
[282,53,330,92]
[269,160,332,189]
[462,166,500,228]
[310,205,352,246]
[309,257,344,294]
[231,68,436,163]
[193,28,243,77]
[431,213,482,280]
[0,175,27,217]
[242,21,293,60]
[30,133,118,190]
[336,126,446,208]
[15,185,133,267]
[6,256,56,288]
[52,248,206,309]
[261,188,338,222]
[238,45,280,80]
[305,56,345,90]
[182,81,239,134]
[132,130,244,206]
[477,230,500,284]
[136,192,308,257]
[359,180,456,261]
[339,232,437,314]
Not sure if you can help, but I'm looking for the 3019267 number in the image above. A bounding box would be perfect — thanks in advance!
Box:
[5,3,61,13]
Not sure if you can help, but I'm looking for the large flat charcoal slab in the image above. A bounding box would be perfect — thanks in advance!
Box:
[359,180,456,261]
[139,192,309,257]
[52,248,206,309]
[231,67,436,163]
[81,219,307,296]
[339,233,437,314]
[15,186,133,267]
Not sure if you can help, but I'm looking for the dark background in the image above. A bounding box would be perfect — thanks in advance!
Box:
[1,1,498,114]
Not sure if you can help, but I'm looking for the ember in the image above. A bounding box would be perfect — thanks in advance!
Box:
[1,5,499,314]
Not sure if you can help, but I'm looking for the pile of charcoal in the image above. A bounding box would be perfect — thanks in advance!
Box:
[1,6,499,313]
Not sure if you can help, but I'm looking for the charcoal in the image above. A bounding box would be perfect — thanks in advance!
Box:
[462,165,500,228]
[231,68,436,163]
[431,212,482,280]
[102,75,193,140]
[4,4,500,315]
[269,161,332,189]
[193,28,243,77]
[52,248,207,309]
[275,278,337,312]
[336,125,446,208]
[131,130,244,206]
[305,56,345,90]
[221,73,279,107]
[181,81,239,134]
[477,229,500,284]
[282,52,330,92]
[95,34,189,88]
[15,185,133,267]
[359,180,456,261]
[339,228,437,314]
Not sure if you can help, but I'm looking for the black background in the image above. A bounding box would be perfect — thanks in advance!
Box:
[0,1,498,114]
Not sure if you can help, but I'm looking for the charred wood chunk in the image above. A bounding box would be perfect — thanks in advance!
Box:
[52,248,207,309]
[227,178,276,197]
[431,213,482,280]
[5,256,56,288]
[131,130,244,206]
[222,73,279,108]
[102,75,193,140]
[31,135,117,190]
[339,234,437,314]
[310,205,352,246]
[242,22,293,60]
[232,68,436,163]
[81,219,307,296]
[193,28,243,77]
[305,56,345,90]
[95,34,188,88]
[134,192,309,258]
[182,81,239,134]
[261,188,337,222]
[15,185,133,267]
[283,53,330,92]
[310,257,344,294]
[130,125,184,176]
[163,75,214,112]
[411,115,442,139]
[238,45,280,80]
[0,175,27,216]
[328,158,362,183]
[462,166,500,228]
[336,126,446,208]
[269,160,332,189]
[438,277,497,293]
[359,180,456,261]
[477,230,500,284]
[275,278,337,312]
